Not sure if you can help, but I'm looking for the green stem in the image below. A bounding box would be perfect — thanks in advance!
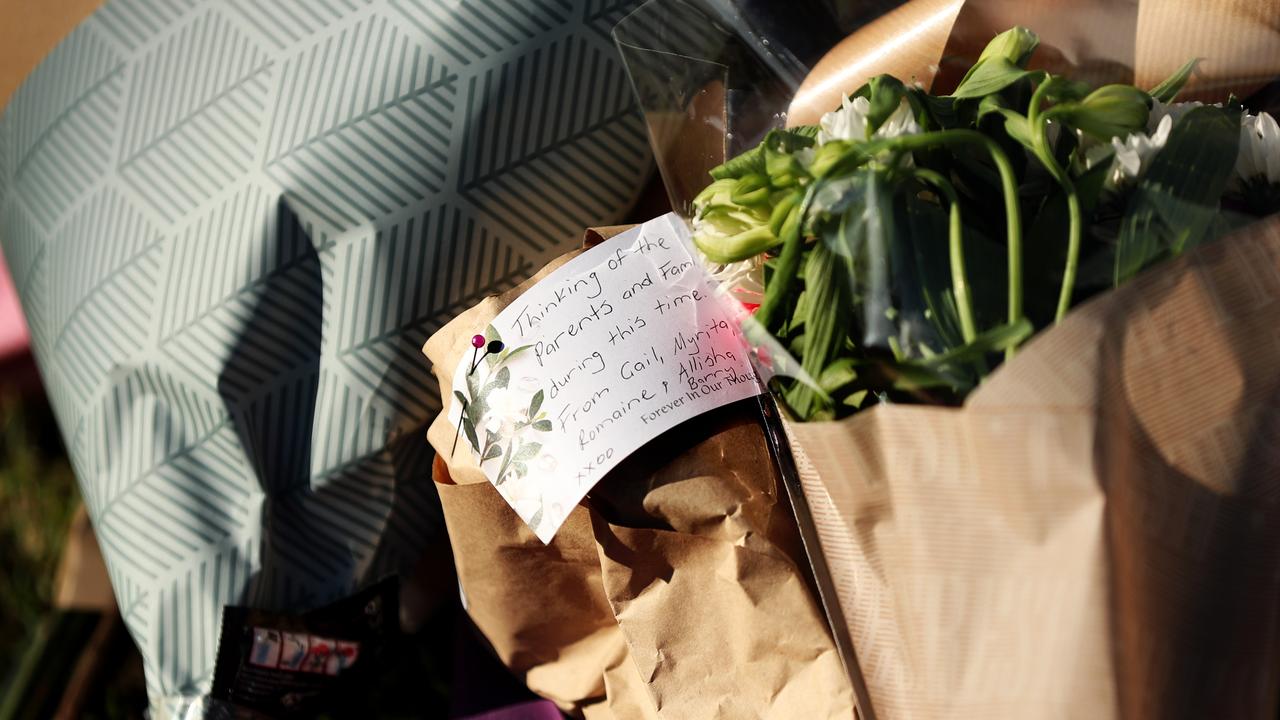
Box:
[1028,81,1083,323]
[871,129,1024,358]
[910,167,978,344]
[755,186,816,331]
[1054,184,1082,322]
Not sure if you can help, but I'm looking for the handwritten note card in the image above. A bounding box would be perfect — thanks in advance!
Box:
[450,213,762,542]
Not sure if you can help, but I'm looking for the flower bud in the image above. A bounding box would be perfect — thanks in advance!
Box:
[1055,84,1150,140]
[978,27,1039,68]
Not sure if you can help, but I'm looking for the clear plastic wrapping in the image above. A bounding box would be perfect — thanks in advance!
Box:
[615,0,1280,421]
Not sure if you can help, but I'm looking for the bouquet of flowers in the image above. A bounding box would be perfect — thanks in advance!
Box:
[618,1,1280,718]
[690,26,1280,421]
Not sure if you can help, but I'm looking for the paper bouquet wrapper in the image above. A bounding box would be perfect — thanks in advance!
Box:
[785,216,1280,720]
[423,232,854,719]
[788,0,1280,126]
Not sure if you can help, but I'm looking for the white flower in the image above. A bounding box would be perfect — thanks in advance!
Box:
[817,96,920,145]
[1148,99,1202,133]
[481,386,526,435]
[538,454,558,472]
[1236,111,1280,186]
[705,255,763,307]
[1084,114,1173,185]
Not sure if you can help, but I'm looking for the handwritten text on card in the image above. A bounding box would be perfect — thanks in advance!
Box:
[449,213,761,542]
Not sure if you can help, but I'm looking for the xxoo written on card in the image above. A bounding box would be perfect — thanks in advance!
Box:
[449,213,762,542]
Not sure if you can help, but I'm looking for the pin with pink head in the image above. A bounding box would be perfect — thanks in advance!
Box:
[470,336,504,374]
[454,332,508,457]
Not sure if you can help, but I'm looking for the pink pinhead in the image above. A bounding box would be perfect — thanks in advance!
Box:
[471,334,486,348]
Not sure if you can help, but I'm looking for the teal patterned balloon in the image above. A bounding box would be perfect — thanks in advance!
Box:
[0,0,649,712]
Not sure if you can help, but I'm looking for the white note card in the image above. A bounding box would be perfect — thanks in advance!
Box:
[449,213,762,542]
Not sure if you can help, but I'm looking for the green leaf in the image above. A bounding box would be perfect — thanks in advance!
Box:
[731,174,772,205]
[483,325,503,368]
[1114,105,1240,285]
[482,444,503,462]
[503,344,533,363]
[528,389,544,418]
[514,462,528,478]
[916,318,1033,368]
[906,88,958,130]
[790,124,820,140]
[1036,74,1090,104]
[466,367,492,424]
[843,390,869,409]
[817,358,859,394]
[513,442,542,462]
[898,192,967,351]
[711,145,766,182]
[532,419,553,432]
[708,128,816,181]
[490,366,511,390]
[783,228,849,420]
[755,183,812,330]
[987,106,1035,148]
[877,319,1033,393]
[453,390,469,413]
[462,418,480,454]
[950,57,1036,99]
[1148,58,1200,104]
[808,141,858,179]
[853,75,906,137]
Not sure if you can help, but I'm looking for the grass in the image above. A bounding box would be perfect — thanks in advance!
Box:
[0,392,79,685]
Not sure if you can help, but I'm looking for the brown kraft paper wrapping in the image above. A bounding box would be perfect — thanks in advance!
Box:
[423,229,854,718]
[787,216,1280,719]
[787,0,1280,127]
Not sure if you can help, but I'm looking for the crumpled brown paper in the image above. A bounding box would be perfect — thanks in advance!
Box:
[787,0,1280,126]
[423,230,854,719]
[432,456,650,715]
[588,402,852,718]
[788,216,1280,719]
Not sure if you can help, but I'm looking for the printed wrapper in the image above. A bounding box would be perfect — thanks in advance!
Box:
[423,228,853,719]
[0,0,654,712]
[787,216,1280,719]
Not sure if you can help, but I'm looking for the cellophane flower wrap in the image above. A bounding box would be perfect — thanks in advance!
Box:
[617,0,1280,718]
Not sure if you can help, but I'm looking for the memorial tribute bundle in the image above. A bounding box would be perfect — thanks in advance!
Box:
[670,5,1280,720]
[425,1,1280,718]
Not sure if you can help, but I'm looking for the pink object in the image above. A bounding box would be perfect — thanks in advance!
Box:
[472,334,487,348]
[0,251,30,360]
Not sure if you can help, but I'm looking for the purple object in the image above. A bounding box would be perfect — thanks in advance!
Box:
[449,616,566,720]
